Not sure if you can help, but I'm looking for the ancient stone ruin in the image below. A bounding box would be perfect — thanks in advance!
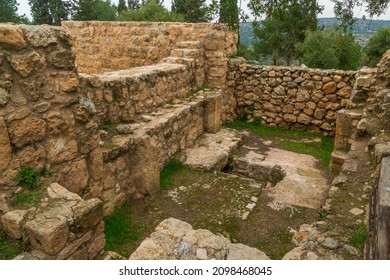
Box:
[0,21,389,260]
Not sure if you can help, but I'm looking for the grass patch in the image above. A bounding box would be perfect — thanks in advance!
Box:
[256,228,292,260]
[349,222,368,252]
[101,123,117,131]
[160,159,188,190]
[0,231,23,260]
[11,188,42,209]
[104,203,145,257]
[227,120,334,167]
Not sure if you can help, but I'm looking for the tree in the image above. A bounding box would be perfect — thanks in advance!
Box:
[297,29,362,70]
[127,0,140,9]
[118,0,127,13]
[364,27,390,67]
[0,0,17,22]
[249,0,323,65]
[219,0,239,32]
[141,0,162,5]
[29,0,74,25]
[171,0,211,22]
[117,0,184,22]
[73,0,117,21]
[332,0,390,30]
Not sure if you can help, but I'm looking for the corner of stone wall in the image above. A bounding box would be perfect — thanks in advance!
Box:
[1,183,105,260]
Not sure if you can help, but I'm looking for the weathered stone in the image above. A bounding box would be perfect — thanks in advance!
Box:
[283,113,297,123]
[155,218,193,238]
[13,252,39,260]
[71,198,103,233]
[1,210,27,239]
[0,25,26,49]
[47,138,78,164]
[349,208,364,215]
[297,113,312,125]
[129,238,167,260]
[227,243,270,260]
[58,73,79,92]
[9,117,46,148]
[323,81,337,94]
[25,217,70,255]
[196,248,208,260]
[314,109,326,120]
[0,117,12,172]
[56,159,89,194]
[0,87,10,107]
[47,182,82,201]
[21,25,58,47]
[9,51,46,78]
[321,237,339,249]
[48,49,75,69]
[56,231,92,260]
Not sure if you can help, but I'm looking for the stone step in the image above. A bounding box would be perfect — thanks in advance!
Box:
[170,48,203,59]
[176,41,202,49]
[100,90,222,164]
[329,150,348,174]
[177,128,242,171]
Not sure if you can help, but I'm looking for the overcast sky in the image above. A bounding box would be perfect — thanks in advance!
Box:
[16,0,390,20]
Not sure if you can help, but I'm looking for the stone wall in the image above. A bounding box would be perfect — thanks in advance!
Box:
[0,23,225,218]
[62,21,237,89]
[226,59,357,135]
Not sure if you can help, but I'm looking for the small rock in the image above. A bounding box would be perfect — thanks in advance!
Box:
[141,115,153,122]
[242,211,250,220]
[0,88,10,107]
[196,248,208,260]
[321,237,339,249]
[116,124,132,134]
[328,186,339,197]
[349,208,364,216]
[251,196,258,203]
[246,203,256,211]
[343,245,359,256]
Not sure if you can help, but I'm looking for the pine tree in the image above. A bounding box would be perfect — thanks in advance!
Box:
[118,0,127,13]
[0,0,21,23]
[127,0,140,9]
[171,0,210,22]
[219,0,239,31]
[73,0,117,21]
[29,0,73,25]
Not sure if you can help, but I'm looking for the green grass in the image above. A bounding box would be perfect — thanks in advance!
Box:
[160,159,188,190]
[0,231,23,260]
[104,203,145,257]
[256,229,292,260]
[349,222,368,252]
[227,120,334,167]
[11,189,42,209]
[101,123,117,131]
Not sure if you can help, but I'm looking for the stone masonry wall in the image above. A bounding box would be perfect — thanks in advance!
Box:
[0,23,224,218]
[226,59,357,135]
[62,21,238,89]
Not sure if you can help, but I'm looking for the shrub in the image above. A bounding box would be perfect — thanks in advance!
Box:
[13,166,42,189]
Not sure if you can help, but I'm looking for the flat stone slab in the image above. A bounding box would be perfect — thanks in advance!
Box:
[80,63,186,82]
[178,128,242,171]
[234,143,330,209]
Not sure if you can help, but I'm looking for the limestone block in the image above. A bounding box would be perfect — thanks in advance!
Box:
[155,218,193,238]
[9,51,46,78]
[56,159,89,194]
[58,73,79,92]
[0,25,26,49]
[0,116,12,172]
[314,109,326,120]
[1,210,27,239]
[9,117,46,148]
[56,230,92,260]
[227,243,270,260]
[47,182,82,201]
[283,113,297,123]
[203,92,222,133]
[71,198,103,233]
[47,138,78,164]
[48,49,75,70]
[329,150,347,173]
[20,25,58,47]
[25,217,70,255]
[355,75,371,88]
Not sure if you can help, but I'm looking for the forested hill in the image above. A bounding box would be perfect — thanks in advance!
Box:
[240,18,390,46]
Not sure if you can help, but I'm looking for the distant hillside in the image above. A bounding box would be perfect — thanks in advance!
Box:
[240,18,390,47]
